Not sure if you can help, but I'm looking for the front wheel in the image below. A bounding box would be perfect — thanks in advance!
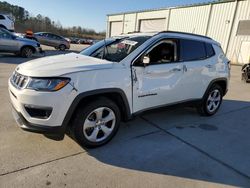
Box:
[58,44,66,51]
[72,98,121,148]
[21,47,33,58]
[197,84,223,116]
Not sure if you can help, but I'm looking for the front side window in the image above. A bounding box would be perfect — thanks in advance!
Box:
[0,15,5,20]
[146,41,177,65]
[180,39,206,61]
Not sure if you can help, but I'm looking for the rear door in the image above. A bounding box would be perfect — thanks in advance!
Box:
[179,39,216,99]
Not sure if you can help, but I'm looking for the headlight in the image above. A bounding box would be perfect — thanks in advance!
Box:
[26,77,70,91]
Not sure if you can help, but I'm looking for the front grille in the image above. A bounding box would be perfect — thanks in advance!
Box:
[11,72,29,89]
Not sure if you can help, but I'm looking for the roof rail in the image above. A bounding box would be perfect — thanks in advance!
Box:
[159,30,212,40]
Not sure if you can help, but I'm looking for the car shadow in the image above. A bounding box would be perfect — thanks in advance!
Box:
[0,49,79,65]
[67,99,250,187]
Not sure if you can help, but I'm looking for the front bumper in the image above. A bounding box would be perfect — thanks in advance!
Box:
[36,47,43,53]
[8,77,76,135]
[12,106,64,135]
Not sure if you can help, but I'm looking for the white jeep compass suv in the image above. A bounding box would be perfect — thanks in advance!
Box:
[9,31,230,147]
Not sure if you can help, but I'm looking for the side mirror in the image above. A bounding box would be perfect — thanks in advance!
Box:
[143,56,150,65]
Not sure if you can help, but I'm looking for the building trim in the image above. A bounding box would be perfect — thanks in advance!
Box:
[107,0,244,17]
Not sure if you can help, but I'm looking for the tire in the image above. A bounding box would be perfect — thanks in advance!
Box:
[58,44,66,51]
[197,84,223,116]
[72,98,121,148]
[21,47,33,58]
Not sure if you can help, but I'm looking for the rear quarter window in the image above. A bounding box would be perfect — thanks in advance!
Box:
[179,39,206,61]
[205,43,215,57]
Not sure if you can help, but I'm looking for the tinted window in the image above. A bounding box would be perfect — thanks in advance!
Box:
[147,41,176,64]
[0,15,5,20]
[205,43,215,57]
[180,39,206,61]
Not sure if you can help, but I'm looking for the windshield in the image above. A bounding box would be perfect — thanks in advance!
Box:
[80,36,151,62]
[80,38,115,56]
[0,28,15,38]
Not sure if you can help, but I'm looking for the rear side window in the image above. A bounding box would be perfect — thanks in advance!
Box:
[179,39,206,61]
[0,15,5,20]
[205,43,215,57]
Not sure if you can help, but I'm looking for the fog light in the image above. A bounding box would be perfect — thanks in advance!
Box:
[24,105,52,119]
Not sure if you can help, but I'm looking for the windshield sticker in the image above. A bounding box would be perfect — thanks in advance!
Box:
[121,40,138,46]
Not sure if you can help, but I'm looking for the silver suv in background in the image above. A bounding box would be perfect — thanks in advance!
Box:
[0,14,14,31]
[34,32,70,51]
[0,28,42,58]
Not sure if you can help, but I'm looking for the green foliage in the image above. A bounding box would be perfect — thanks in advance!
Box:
[0,1,105,39]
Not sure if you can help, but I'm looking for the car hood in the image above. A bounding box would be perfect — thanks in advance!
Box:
[16,53,114,77]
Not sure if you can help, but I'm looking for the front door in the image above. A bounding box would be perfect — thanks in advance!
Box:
[132,39,185,113]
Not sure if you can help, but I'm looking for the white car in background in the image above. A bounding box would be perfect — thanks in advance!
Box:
[0,14,14,31]
[9,31,230,148]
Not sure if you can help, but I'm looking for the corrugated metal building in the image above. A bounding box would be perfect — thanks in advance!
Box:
[107,0,250,64]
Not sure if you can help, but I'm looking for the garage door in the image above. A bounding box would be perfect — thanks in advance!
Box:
[110,21,123,37]
[139,18,166,32]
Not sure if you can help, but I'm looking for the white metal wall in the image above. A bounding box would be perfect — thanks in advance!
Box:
[226,0,250,64]
[139,18,166,32]
[206,2,236,50]
[107,0,250,64]
[168,5,210,35]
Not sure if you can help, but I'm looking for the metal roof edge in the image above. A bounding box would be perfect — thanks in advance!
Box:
[107,0,243,17]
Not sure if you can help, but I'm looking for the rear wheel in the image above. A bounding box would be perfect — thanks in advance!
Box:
[21,47,33,58]
[58,44,66,51]
[197,84,223,116]
[72,98,121,148]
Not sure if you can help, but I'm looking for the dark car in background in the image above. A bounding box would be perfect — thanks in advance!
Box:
[34,32,70,51]
[78,38,93,45]
[0,28,42,57]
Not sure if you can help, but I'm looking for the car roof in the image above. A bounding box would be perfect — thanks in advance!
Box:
[115,31,219,45]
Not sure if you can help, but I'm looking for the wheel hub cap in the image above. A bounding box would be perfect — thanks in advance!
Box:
[206,89,221,113]
[83,107,116,142]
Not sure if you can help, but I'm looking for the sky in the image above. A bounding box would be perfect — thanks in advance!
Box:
[5,0,213,32]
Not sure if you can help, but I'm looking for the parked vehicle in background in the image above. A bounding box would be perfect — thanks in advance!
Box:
[78,38,93,45]
[34,32,70,51]
[0,28,42,57]
[24,30,38,41]
[0,14,14,32]
[69,37,79,44]
[9,31,230,147]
